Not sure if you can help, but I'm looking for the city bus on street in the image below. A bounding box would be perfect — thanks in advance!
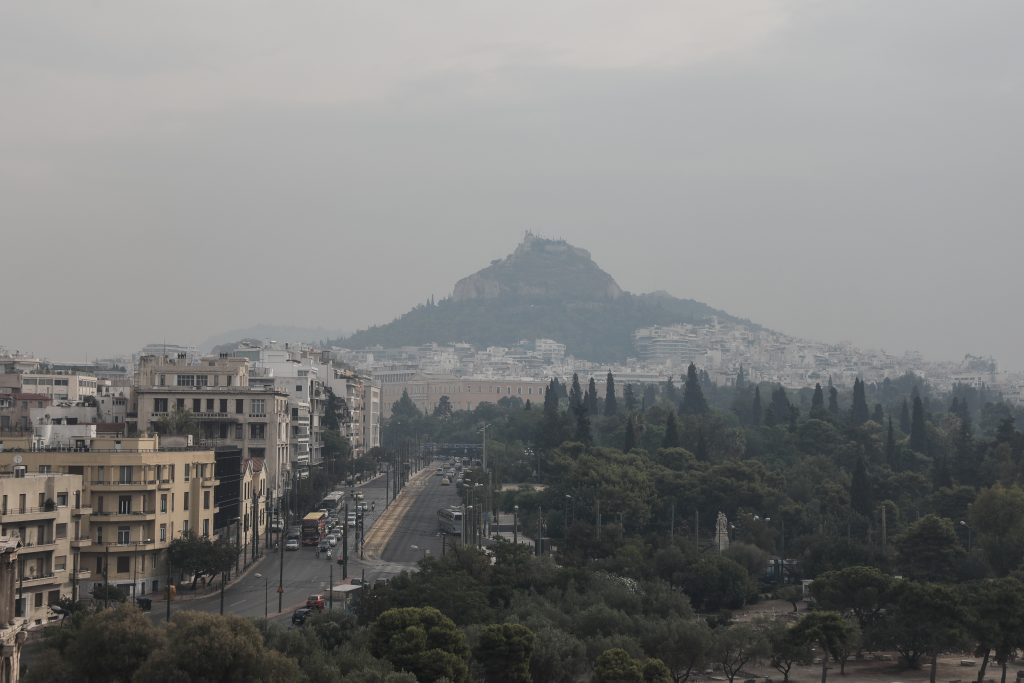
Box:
[318,491,344,512]
[437,507,463,536]
[302,511,327,545]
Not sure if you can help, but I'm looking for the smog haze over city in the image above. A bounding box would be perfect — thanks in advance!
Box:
[3,2,1023,368]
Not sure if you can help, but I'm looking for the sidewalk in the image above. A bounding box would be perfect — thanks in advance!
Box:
[154,550,269,604]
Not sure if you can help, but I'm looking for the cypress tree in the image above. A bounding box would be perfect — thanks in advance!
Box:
[751,386,763,426]
[642,384,657,411]
[885,417,897,469]
[871,403,884,423]
[736,365,748,390]
[695,426,709,461]
[663,376,679,406]
[770,386,791,423]
[574,408,592,445]
[537,381,564,449]
[624,416,636,452]
[662,411,680,448]
[585,377,599,415]
[899,398,911,434]
[851,378,869,425]
[604,371,618,416]
[949,397,961,416]
[850,456,872,516]
[811,383,825,414]
[524,399,531,411]
[933,454,952,489]
[909,395,927,453]
[680,363,709,416]
[623,384,637,413]
[953,418,974,484]
[569,373,583,413]
[828,385,840,417]
[764,406,777,427]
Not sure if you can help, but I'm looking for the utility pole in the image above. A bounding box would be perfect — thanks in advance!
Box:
[670,502,675,541]
[536,505,543,556]
[166,550,172,622]
[219,571,225,615]
[342,503,349,579]
[278,480,287,613]
[329,562,334,611]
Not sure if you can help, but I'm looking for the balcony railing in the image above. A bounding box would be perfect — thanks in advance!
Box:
[0,506,59,517]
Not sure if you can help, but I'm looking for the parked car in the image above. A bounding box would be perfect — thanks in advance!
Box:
[292,608,313,625]
[306,593,326,610]
[285,538,300,551]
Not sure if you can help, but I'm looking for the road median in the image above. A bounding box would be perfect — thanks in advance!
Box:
[362,468,434,560]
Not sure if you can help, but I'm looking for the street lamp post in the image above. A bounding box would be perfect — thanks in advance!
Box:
[960,520,972,552]
[513,505,519,545]
[254,572,268,619]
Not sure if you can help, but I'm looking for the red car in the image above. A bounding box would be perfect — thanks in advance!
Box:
[306,593,325,610]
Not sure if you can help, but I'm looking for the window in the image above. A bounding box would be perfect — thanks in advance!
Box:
[54,378,68,386]
[203,491,210,510]
[159,374,166,387]
[96,526,103,543]
[97,496,104,513]
[206,399,214,411]
[117,526,130,544]
[160,495,167,513]
[176,374,195,387]
[251,399,265,416]
[296,385,302,393]
[18,494,25,514]
[234,424,243,440]
[118,496,131,514]
[56,492,67,506]
[183,520,189,535]
[249,423,266,440]
[1,496,6,515]
[34,593,43,608]
[235,399,244,414]
[196,375,209,387]
[175,398,185,411]
[119,466,132,484]
[183,493,189,511]
[159,524,167,542]
[117,557,129,573]
[55,524,67,539]
[184,464,189,482]
[219,399,228,413]
[48,590,60,606]
[54,555,67,571]
[192,399,201,412]
[96,557,103,574]
[202,519,209,537]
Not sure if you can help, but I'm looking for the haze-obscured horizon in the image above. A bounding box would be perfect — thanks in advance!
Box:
[3,2,1022,368]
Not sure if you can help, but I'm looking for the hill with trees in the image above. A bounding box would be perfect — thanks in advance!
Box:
[339,233,747,362]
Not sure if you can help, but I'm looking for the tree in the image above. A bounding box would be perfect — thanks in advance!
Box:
[899,398,912,433]
[894,514,964,582]
[910,395,927,453]
[662,411,680,449]
[765,621,814,682]
[663,376,678,406]
[810,566,892,637]
[681,555,755,612]
[392,390,421,420]
[791,612,859,683]
[875,581,965,682]
[623,384,637,413]
[60,603,165,683]
[132,612,302,682]
[569,374,584,413]
[680,364,709,416]
[963,578,1024,683]
[871,403,884,423]
[473,623,534,683]
[624,417,636,453]
[369,607,470,683]
[711,623,768,683]
[433,396,453,419]
[168,531,237,589]
[605,372,618,416]
[640,618,713,683]
[586,377,600,416]
[575,408,593,445]
[751,387,762,426]
[969,485,1024,576]
[528,627,588,683]
[828,382,840,417]
[850,378,870,425]
[850,456,872,517]
[155,407,198,438]
[810,383,825,418]
[593,648,643,683]
[885,417,897,469]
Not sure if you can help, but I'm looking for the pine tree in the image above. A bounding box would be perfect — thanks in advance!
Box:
[662,411,680,448]
[663,376,679,406]
[569,373,583,413]
[623,384,637,413]
[871,403,884,423]
[811,383,825,414]
[899,398,911,434]
[909,395,927,453]
[751,386,763,426]
[695,426,709,461]
[604,371,618,416]
[624,416,636,452]
[851,378,869,425]
[850,456,872,516]
[885,417,897,469]
[933,454,952,489]
[585,377,599,415]
[680,363,709,415]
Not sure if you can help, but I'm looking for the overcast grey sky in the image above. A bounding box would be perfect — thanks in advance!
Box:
[3,1,1022,369]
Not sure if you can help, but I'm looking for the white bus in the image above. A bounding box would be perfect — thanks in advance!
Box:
[318,491,344,512]
[437,507,463,535]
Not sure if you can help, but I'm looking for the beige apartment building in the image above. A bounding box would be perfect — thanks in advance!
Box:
[135,355,290,497]
[16,373,97,403]
[0,435,217,601]
[379,373,550,416]
[0,471,89,628]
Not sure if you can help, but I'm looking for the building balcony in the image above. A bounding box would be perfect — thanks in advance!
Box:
[91,510,158,523]
[158,479,172,490]
[96,540,164,552]
[71,537,92,549]
[71,505,92,516]
[19,540,57,553]
[73,569,92,580]
[193,412,239,421]
[89,480,158,492]
[0,507,58,522]
[201,476,219,488]
[19,570,66,587]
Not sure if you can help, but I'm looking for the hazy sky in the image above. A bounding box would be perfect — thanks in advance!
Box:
[3,2,1022,369]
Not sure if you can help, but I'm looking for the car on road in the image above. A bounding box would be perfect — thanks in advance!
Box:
[318,539,331,552]
[441,477,450,486]
[306,593,326,610]
[270,520,285,532]
[292,608,313,625]
[353,492,365,501]
[356,503,368,512]
[326,534,338,547]
[436,468,444,476]
[285,538,300,551]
